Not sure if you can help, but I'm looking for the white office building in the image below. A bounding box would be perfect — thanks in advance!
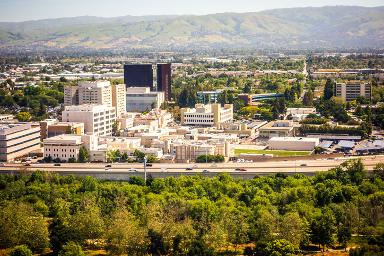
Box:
[180,104,233,128]
[126,87,165,112]
[43,134,82,161]
[64,81,126,117]
[268,137,320,151]
[62,105,116,136]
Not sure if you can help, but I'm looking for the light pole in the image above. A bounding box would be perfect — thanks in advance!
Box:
[144,155,147,184]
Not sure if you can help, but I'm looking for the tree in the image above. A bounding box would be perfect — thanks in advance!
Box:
[16,112,31,122]
[323,78,334,100]
[303,90,314,106]
[78,146,89,163]
[106,208,148,255]
[310,208,336,251]
[252,209,277,243]
[279,212,307,247]
[373,163,384,179]
[59,242,85,256]
[255,239,298,256]
[0,202,49,252]
[10,245,32,256]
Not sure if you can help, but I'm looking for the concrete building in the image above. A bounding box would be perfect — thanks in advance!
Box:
[0,123,41,162]
[180,104,233,128]
[197,90,223,104]
[64,81,126,117]
[62,105,116,136]
[64,86,79,106]
[111,84,126,117]
[334,82,372,102]
[40,119,84,140]
[171,140,231,163]
[43,134,83,161]
[268,137,319,151]
[259,120,297,138]
[126,87,165,112]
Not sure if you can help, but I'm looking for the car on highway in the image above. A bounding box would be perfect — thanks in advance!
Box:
[203,170,209,173]
[24,163,31,166]
[185,168,193,171]
[300,163,307,167]
[235,168,247,172]
[128,168,138,172]
[105,164,112,168]
[146,163,152,167]
[54,163,61,166]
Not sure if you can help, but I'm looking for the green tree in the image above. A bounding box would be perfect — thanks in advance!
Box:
[59,242,85,256]
[0,202,49,252]
[323,78,334,100]
[303,90,314,106]
[106,208,148,255]
[78,146,89,163]
[16,112,31,122]
[9,245,32,256]
[310,208,336,251]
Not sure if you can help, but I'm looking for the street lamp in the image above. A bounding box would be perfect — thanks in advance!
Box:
[143,155,147,184]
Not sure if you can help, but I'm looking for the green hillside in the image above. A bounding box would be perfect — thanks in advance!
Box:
[0,6,383,50]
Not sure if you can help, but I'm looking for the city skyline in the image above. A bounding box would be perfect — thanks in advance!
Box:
[0,0,383,22]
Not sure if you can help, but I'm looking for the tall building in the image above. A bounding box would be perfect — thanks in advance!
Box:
[124,64,154,88]
[111,84,126,118]
[157,63,172,101]
[0,123,41,162]
[124,63,172,100]
[62,105,116,136]
[334,82,372,102]
[126,87,165,112]
[180,104,233,128]
[64,81,126,117]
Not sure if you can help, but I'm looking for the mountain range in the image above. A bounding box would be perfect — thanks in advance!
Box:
[0,6,383,51]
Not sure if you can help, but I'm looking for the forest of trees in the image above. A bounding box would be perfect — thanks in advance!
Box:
[0,160,384,255]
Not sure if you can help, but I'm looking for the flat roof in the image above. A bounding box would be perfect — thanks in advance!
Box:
[269,137,319,142]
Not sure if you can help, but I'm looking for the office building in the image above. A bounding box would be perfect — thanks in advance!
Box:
[111,84,126,117]
[62,105,116,136]
[40,119,84,140]
[268,137,320,151]
[197,90,223,104]
[43,134,83,162]
[0,123,41,162]
[64,81,126,117]
[157,64,172,101]
[64,86,79,106]
[124,64,154,88]
[180,104,233,128]
[259,120,297,138]
[124,63,172,101]
[126,87,165,112]
[334,82,372,102]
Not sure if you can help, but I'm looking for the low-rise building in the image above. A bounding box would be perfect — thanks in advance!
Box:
[43,134,83,161]
[180,103,233,128]
[268,137,319,151]
[40,119,84,140]
[0,122,41,162]
[259,120,298,138]
[126,87,165,112]
[62,104,116,136]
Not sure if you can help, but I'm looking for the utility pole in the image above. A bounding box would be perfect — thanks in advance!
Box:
[144,155,147,184]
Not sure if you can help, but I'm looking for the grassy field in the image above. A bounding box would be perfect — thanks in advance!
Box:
[234,149,312,157]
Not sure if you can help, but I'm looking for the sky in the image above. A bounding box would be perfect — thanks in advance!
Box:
[0,0,383,22]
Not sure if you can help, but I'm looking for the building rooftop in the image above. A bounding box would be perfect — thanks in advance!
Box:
[269,137,319,142]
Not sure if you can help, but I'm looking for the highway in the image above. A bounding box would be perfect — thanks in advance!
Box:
[0,155,382,180]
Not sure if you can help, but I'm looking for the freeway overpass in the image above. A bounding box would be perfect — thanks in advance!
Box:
[0,155,382,180]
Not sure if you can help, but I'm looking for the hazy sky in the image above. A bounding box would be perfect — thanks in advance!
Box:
[0,0,383,22]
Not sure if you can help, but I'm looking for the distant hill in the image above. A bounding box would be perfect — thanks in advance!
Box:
[0,6,383,51]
